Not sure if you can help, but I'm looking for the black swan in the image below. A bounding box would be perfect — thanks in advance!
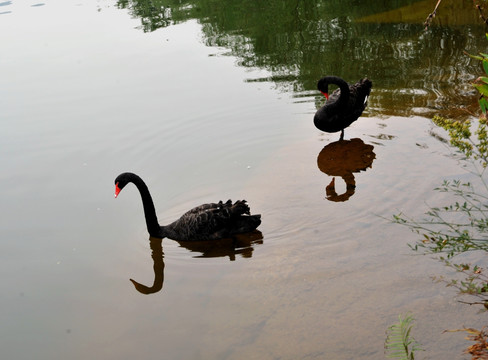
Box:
[114,172,261,241]
[313,76,372,140]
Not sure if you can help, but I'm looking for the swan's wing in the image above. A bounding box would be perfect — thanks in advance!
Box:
[350,79,372,103]
[327,87,342,104]
[173,200,251,240]
[180,201,224,216]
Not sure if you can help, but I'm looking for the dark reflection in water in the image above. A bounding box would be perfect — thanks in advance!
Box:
[117,0,486,119]
[178,230,263,260]
[130,237,165,294]
[131,231,263,295]
[317,138,375,202]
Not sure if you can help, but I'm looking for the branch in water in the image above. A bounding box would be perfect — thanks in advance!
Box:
[476,3,488,25]
[425,0,488,30]
[424,0,443,30]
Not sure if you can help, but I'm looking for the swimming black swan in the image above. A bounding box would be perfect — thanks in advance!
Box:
[313,76,372,140]
[114,172,262,241]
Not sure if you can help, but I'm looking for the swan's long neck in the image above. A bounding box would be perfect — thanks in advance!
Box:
[321,76,350,109]
[130,175,162,237]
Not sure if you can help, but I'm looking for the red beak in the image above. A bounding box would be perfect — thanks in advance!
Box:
[321,91,329,100]
[114,182,121,198]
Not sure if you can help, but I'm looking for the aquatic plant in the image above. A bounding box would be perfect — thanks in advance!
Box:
[390,31,488,360]
[392,37,488,306]
[444,327,488,359]
[392,119,488,305]
[384,313,422,360]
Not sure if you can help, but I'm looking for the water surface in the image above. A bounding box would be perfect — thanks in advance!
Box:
[1,1,486,359]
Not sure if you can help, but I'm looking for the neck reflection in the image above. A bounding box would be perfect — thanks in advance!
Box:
[130,236,164,295]
[130,231,263,295]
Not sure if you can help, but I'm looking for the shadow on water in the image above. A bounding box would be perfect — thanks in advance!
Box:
[317,138,376,202]
[130,231,263,295]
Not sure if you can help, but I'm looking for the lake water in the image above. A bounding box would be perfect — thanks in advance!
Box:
[2,0,487,359]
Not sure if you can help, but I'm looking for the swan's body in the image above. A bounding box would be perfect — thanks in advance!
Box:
[114,172,261,241]
[313,76,372,140]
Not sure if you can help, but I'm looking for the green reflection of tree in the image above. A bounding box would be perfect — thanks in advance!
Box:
[116,0,487,118]
[116,0,189,31]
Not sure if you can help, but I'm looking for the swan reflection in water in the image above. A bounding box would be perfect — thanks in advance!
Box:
[130,231,263,295]
[130,237,165,295]
[317,138,375,202]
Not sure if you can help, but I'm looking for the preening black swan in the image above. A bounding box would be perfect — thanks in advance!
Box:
[114,172,261,241]
[313,76,372,140]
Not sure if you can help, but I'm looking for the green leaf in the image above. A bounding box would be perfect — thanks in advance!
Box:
[385,313,422,359]
[474,84,488,97]
[483,59,488,75]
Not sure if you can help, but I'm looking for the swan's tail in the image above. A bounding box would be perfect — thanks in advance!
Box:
[234,214,262,233]
[355,78,372,106]
[221,200,262,233]
[358,78,372,92]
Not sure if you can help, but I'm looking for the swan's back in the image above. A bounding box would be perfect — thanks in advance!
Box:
[348,78,372,114]
[328,78,371,116]
[164,200,261,241]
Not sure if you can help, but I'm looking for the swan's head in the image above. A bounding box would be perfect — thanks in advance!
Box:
[317,78,330,100]
[114,182,122,198]
[114,172,133,198]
